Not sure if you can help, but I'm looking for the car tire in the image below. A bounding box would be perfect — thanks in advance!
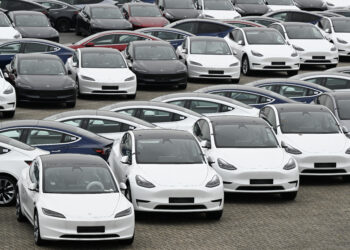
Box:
[56,18,71,32]
[343,175,350,182]
[66,101,76,108]
[280,191,297,201]
[178,83,187,90]
[231,78,240,84]
[126,93,136,99]
[241,56,251,76]
[34,212,45,246]
[325,64,337,69]
[287,70,298,76]
[2,111,15,118]
[206,210,223,220]
[125,182,132,202]
[0,175,16,206]
[16,190,25,222]
[120,234,134,245]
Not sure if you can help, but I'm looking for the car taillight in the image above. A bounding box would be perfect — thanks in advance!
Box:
[95,144,112,158]
[25,161,32,166]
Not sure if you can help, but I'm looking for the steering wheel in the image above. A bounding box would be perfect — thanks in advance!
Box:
[86,181,104,191]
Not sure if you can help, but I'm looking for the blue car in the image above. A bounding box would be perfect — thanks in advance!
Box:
[166,18,234,38]
[195,84,296,109]
[0,120,114,160]
[138,27,194,48]
[0,39,74,69]
[247,78,332,103]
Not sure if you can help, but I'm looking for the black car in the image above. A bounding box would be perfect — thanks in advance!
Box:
[8,11,59,42]
[76,4,132,36]
[264,10,322,24]
[32,0,80,32]
[293,0,328,11]
[156,0,200,22]
[3,54,76,107]
[239,16,281,26]
[124,40,187,89]
[232,0,269,16]
[0,0,49,14]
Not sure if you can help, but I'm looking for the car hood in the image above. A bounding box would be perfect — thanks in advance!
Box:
[17,75,74,90]
[268,5,299,11]
[335,33,350,42]
[202,10,240,19]
[41,193,120,219]
[0,79,12,92]
[133,60,186,74]
[79,68,134,82]
[16,27,58,38]
[0,27,19,39]
[188,54,238,67]
[166,9,199,19]
[130,16,168,26]
[236,4,269,14]
[294,0,325,8]
[91,18,132,29]
[137,164,209,187]
[214,148,287,170]
[290,39,333,52]
[249,44,294,57]
[282,133,348,153]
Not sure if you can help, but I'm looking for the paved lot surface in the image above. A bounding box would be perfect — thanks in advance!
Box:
[1,32,350,250]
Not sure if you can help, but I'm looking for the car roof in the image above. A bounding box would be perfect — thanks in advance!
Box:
[78,47,121,53]
[281,22,315,27]
[126,2,156,7]
[240,16,280,21]
[291,72,350,79]
[206,115,267,125]
[324,91,350,100]
[10,11,44,15]
[241,27,274,32]
[131,40,171,46]
[132,128,194,139]
[33,0,78,8]
[100,101,202,117]
[188,36,225,42]
[137,27,194,36]
[169,18,232,26]
[44,110,156,128]
[0,38,74,51]
[329,17,350,21]
[40,154,107,167]
[16,53,60,60]
[272,103,331,113]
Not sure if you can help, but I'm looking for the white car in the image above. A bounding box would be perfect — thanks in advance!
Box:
[265,0,300,11]
[44,110,157,140]
[196,0,241,19]
[0,135,48,206]
[225,27,300,76]
[0,12,21,39]
[290,72,350,90]
[66,47,137,98]
[176,36,240,83]
[16,154,135,245]
[260,104,350,180]
[152,92,259,116]
[192,116,299,199]
[108,129,224,219]
[318,17,350,57]
[326,0,350,8]
[0,69,16,118]
[100,101,202,132]
[270,22,338,68]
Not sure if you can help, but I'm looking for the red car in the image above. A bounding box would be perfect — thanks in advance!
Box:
[121,2,169,29]
[69,30,161,51]
[222,20,264,28]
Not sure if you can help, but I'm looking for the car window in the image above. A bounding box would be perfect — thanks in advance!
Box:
[198,22,227,34]
[278,85,309,98]
[156,31,183,40]
[168,100,186,107]
[0,129,23,141]
[228,92,261,104]
[87,119,123,133]
[29,161,40,184]
[26,129,65,145]
[273,25,285,38]
[319,18,331,30]
[174,22,197,34]
[23,43,58,53]
[139,109,173,123]
[193,119,210,141]
[189,100,221,114]
[62,119,83,127]
[324,77,350,90]
[0,146,10,154]
[271,12,288,21]
[40,2,64,9]
[120,133,132,158]
[324,96,335,113]
[117,108,137,116]
[235,30,244,43]
[0,43,21,55]
[261,107,277,129]
[304,77,323,85]
[117,34,146,44]
[90,34,116,45]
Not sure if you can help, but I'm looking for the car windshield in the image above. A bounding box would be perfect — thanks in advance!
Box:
[337,99,350,120]
[130,5,162,17]
[43,163,118,194]
[81,52,127,68]
[245,30,285,44]
[91,7,123,19]
[165,0,195,9]
[266,0,293,5]
[14,14,49,27]
[0,14,11,27]
[19,59,66,75]
[333,20,350,33]
[190,40,231,55]
[136,136,204,164]
[280,110,340,134]
[286,25,324,39]
[203,0,234,10]
[134,45,177,60]
[236,0,265,4]
[214,123,279,148]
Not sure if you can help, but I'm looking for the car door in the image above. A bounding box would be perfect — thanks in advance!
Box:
[0,42,22,70]
[226,90,273,108]
[193,119,211,154]
[260,106,278,134]
[22,160,40,222]
[277,84,321,103]
[25,129,69,153]
[86,118,129,140]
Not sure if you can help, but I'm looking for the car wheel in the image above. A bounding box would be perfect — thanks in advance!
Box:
[241,56,251,76]
[231,78,240,84]
[120,234,134,245]
[206,210,223,220]
[2,111,15,118]
[287,70,298,76]
[126,93,136,99]
[34,212,45,246]
[325,64,337,69]
[16,190,25,222]
[56,18,71,32]
[178,83,187,90]
[0,175,16,206]
[280,191,297,201]
[66,101,76,108]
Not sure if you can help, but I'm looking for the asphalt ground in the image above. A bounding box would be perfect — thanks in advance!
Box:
[1,32,350,250]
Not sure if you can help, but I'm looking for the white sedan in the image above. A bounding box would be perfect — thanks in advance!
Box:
[197,0,241,19]
[16,154,135,245]
[0,12,21,39]
[0,69,16,118]
[260,104,350,180]
[193,115,299,200]
[176,36,240,83]
[225,27,300,76]
[108,129,224,219]
[0,135,48,206]
[270,22,338,68]
[66,47,137,98]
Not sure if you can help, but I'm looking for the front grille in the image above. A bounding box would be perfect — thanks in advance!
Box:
[20,89,75,98]
[155,205,206,210]
[77,226,105,233]
[315,163,336,168]
[250,179,273,185]
[271,62,285,66]
[61,234,118,239]
[305,60,331,63]
[102,86,119,90]
[199,74,231,78]
[92,90,127,94]
[236,186,284,191]
[137,73,187,84]
[302,169,346,174]
[312,56,325,60]
[169,197,194,203]
[263,66,291,69]
[208,70,224,74]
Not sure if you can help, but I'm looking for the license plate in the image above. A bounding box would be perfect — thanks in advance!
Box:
[208,70,224,74]
[169,197,194,203]
[250,179,273,184]
[271,62,285,66]
[314,163,336,168]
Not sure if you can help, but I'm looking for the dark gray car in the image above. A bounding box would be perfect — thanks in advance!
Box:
[156,0,199,22]
[232,0,269,16]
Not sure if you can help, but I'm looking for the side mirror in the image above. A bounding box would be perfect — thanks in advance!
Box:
[238,40,244,46]
[207,156,214,166]
[28,183,38,192]
[197,5,202,10]
[181,48,188,54]
[121,155,131,165]
[119,182,127,190]
[342,126,349,134]
[200,140,211,149]
[325,28,331,34]
[281,141,288,149]
[3,72,9,78]
[85,42,94,47]
[72,62,77,67]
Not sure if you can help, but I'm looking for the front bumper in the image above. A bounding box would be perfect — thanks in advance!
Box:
[79,79,137,95]
[335,42,350,56]
[187,64,240,80]
[16,88,76,103]
[249,56,300,71]
[299,51,338,65]
[0,92,16,111]
[135,72,187,87]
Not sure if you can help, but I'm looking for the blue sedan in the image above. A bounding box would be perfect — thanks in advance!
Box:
[0,120,114,160]
[195,84,296,109]
[247,78,332,103]
[0,39,74,69]
[138,27,194,48]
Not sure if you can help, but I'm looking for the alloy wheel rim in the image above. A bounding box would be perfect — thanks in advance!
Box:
[0,178,15,205]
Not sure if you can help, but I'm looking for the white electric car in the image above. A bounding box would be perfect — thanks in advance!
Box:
[0,12,21,39]
[0,69,16,118]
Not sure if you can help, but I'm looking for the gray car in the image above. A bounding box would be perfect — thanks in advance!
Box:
[290,72,350,90]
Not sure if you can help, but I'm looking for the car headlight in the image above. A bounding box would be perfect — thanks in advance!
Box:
[3,85,14,94]
[42,208,65,218]
[217,158,237,170]
[14,33,21,39]
[283,158,297,170]
[331,46,337,51]
[292,45,304,51]
[189,60,202,66]
[124,76,135,81]
[205,175,220,188]
[337,38,348,44]
[135,175,155,188]
[283,143,302,155]
[115,207,132,218]
[230,62,239,67]
[80,75,95,81]
[251,50,263,57]
[291,52,298,57]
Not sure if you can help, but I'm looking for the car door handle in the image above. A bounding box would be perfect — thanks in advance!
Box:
[51,150,61,153]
